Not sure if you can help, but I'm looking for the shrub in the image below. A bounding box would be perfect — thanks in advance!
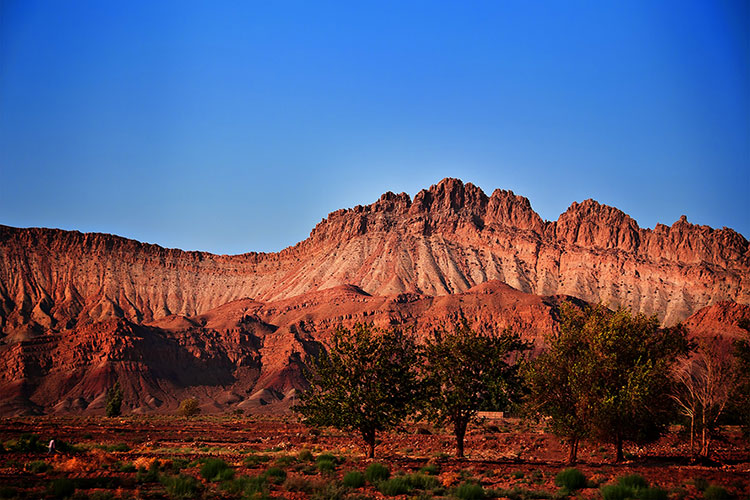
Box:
[703,486,731,500]
[14,433,44,452]
[276,455,296,467]
[618,475,648,490]
[316,452,339,464]
[455,482,485,500]
[405,473,439,490]
[161,474,202,499]
[244,475,270,497]
[639,488,668,500]
[379,477,412,496]
[298,449,314,462]
[512,471,525,479]
[264,466,287,484]
[137,460,161,483]
[244,454,272,466]
[365,462,390,483]
[343,471,366,488]
[555,468,586,491]
[200,458,233,482]
[420,463,440,476]
[283,476,318,493]
[25,460,52,473]
[313,481,350,500]
[317,459,336,474]
[601,484,632,500]
[178,397,200,417]
[48,478,76,498]
[118,462,137,473]
[105,382,123,417]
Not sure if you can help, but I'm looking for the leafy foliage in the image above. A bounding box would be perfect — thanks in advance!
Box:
[525,303,690,462]
[295,323,420,457]
[421,319,529,457]
[177,397,201,417]
[105,382,123,418]
[342,471,366,488]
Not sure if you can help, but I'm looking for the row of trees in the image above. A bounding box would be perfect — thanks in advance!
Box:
[295,304,749,462]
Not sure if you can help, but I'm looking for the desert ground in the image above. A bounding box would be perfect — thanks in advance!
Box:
[0,415,747,499]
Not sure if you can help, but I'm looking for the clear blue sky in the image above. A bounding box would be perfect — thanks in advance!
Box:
[1,0,748,254]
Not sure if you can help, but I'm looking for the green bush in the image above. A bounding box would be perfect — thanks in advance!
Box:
[343,471,366,488]
[244,475,270,497]
[118,462,137,473]
[379,477,412,496]
[25,460,52,473]
[316,453,339,464]
[161,474,202,499]
[298,449,314,462]
[200,458,233,482]
[264,466,287,485]
[405,473,440,490]
[317,459,336,474]
[512,471,525,479]
[455,482,485,500]
[14,433,44,452]
[276,455,297,467]
[48,478,76,498]
[555,468,587,491]
[365,462,390,483]
[420,463,440,476]
[244,454,272,466]
[639,488,668,500]
[618,475,648,490]
[601,484,631,500]
[703,486,731,500]
[491,487,553,500]
[136,460,161,483]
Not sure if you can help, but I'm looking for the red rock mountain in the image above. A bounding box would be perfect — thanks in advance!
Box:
[0,178,748,415]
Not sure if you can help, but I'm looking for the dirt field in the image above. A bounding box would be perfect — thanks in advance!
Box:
[0,415,747,499]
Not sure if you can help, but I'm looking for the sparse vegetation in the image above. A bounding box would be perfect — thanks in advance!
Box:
[455,482,486,500]
[343,471,366,488]
[554,468,586,491]
[178,397,201,417]
[105,382,123,418]
[365,462,390,483]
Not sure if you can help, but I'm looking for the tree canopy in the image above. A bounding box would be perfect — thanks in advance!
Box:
[421,319,529,457]
[525,303,690,462]
[295,323,420,458]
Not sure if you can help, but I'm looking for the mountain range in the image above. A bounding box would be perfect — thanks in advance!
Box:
[1,178,747,415]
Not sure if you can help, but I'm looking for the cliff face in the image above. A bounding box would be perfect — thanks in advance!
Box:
[1,178,746,336]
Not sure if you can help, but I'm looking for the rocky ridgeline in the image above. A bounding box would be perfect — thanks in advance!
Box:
[1,178,748,338]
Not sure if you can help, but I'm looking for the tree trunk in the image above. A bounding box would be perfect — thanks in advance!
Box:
[567,437,579,464]
[614,434,624,463]
[363,429,376,459]
[689,415,695,458]
[701,410,707,458]
[454,419,468,458]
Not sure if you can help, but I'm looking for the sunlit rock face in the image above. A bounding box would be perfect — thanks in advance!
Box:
[0,177,747,414]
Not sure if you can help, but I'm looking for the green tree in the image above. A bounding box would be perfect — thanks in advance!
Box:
[421,319,529,457]
[295,323,420,458]
[526,303,690,463]
[105,382,123,417]
[524,304,589,464]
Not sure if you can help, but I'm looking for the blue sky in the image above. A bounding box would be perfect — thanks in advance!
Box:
[1,0,748,254]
